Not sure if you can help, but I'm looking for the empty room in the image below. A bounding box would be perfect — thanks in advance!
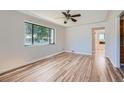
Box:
[0,10,124,82]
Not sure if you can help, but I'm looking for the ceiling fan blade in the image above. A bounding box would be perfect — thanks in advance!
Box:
[67,10,70,13]
[62,12,67,17]
[71,14,81,17]
[71,18,77,22]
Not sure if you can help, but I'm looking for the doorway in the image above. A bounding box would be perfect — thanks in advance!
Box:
[92,27,105,56]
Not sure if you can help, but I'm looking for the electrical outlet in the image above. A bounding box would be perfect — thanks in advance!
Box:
[72,50,74,52]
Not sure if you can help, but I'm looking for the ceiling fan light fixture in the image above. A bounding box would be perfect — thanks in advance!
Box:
[64,21,67,24]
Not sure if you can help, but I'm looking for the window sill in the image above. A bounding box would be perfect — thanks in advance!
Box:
[24,43,55,48]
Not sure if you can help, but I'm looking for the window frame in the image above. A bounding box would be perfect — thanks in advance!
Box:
[24,22,56,46]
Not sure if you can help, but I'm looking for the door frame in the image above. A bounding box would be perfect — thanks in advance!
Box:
[119,11,124,66]
[92,27,105,54]
[115,10,124,68]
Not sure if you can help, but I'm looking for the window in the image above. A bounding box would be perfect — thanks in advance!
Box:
[25,23,32,46]
[25,22,55,46]
[99,33,105,41]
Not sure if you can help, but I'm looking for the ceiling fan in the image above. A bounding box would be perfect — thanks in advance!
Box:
[62,10,81,24]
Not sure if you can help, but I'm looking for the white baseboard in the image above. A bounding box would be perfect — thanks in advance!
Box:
[64,50,92,55]
[30,50,91,65]
[0,51,65,75]
[28,51,65,64]
[106,56,118,68]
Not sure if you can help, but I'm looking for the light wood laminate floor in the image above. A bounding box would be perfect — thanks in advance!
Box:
[0,52,123,82]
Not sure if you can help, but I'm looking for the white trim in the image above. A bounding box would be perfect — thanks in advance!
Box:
[28,51,64,64]
[64,50,92,55]
[0,51,64,74]
[116,11,124,68]
[116,15,120,68]
[106,56,117,68]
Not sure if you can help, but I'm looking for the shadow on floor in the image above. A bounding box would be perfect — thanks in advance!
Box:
[120,64,124,81]
[120,64,124,73]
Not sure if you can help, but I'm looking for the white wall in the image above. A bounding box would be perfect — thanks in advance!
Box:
[0,10,122,74]
[0,11,65,73]
[65,22,106,55]
[105,10,122,67]
[65,10,123,68]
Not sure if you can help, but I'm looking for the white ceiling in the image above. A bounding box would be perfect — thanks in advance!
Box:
[19,10,108,27]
